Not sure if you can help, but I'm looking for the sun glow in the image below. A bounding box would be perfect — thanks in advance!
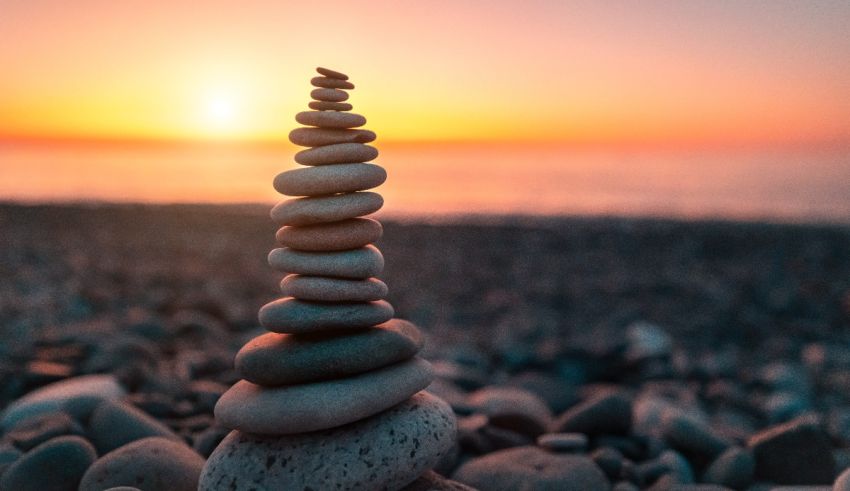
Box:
[201,91,241,134]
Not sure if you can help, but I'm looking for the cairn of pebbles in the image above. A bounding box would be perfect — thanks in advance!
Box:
[199,67,456,491]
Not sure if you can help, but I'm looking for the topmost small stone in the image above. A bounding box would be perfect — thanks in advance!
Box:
[316,67,348,80]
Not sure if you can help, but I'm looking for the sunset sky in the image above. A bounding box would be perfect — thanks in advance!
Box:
[1,0,849,146]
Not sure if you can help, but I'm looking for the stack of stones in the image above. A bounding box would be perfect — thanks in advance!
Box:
[199,67,456,490]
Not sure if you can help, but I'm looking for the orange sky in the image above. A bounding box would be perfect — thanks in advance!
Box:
[0,0,849,146]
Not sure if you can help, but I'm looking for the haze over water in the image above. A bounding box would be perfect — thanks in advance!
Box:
[2,140,848,223]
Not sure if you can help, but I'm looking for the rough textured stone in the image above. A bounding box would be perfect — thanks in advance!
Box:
[296,111,366,129]
[88,400,182,453]
[311,76,355,89]
[268,245,384,279]
[289,127,376,147]
[280,274,388,301]
[453,446,610,491]
[201,392,455,491]
[271,192,383,226]
[308,100,353,111]
[259,297,394,333]
[276,218,382,251]
[701,446,754,490]
[747,414,835,485]
[0,374,126,429]
[79,437,204,491]
[235,318,423,385]
[0,435,96,491]
[552,390,632,435]
[311,87,349,102]
[215,357,433,434]
[295,142,379,166]
[274,163,386,196]
[316,66,348,80]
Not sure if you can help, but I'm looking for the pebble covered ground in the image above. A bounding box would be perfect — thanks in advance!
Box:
[1,203,850,490]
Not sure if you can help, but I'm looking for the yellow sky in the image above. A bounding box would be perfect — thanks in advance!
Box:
[0,0,848,145]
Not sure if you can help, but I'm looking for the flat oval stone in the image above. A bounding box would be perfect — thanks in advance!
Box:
[268,245,384,278]
[316,66,348,80]
[281,274,388,301]
[258,297,394,333]
[276,218,382,251]
[0,435,96,491]
[296,111,366,128]
[201,391,455,490]
[89,400,182,454]
[79,437,205,491]
[308,100,353,111]
[271,192,383,226]
[274,163,386,196]
[289,127,376,147]
[215,357,433,434]
[452,446,610,491]
[1,374,126,430]
[295,143,378,166]
[311,76,354,89]
[311,88,348,102]
[235,318,423,385]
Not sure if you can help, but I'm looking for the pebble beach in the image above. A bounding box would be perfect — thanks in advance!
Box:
[1,202,849,490]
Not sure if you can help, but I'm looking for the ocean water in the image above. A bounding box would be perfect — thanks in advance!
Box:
[1,140,848,223]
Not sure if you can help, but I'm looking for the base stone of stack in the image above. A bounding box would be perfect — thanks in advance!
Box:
[200,391,457,491]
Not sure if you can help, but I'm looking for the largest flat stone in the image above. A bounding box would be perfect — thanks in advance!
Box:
[235,318,423,385]
[274,163,386,196]
[201,391,455,491]
[215,357,433,434]
[259,297,394,333]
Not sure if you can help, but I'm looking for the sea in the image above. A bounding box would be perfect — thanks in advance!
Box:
[1,140,848,223]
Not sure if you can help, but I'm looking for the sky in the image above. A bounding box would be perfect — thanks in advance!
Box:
[1,0,849,146]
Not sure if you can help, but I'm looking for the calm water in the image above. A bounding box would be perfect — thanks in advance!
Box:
[1,140,849,223]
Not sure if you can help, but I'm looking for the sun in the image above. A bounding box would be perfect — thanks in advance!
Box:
[201,90,241,133]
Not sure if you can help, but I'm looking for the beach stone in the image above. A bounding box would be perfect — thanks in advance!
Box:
[309,100,353,111]
[289,127,376,146]
[281,274,388,301]
[468,386,553,437]
[192,425,230,458]
[295,142,379,166]
[747,414,835,485]
[537,432,589,452]
[5,411,83,450]
[201,392,455,491]
[590,447,626,480]
[271,192,383,226]
[701,446,755,490]
[311,87,349,102]
[268,244,384,279]
[296,110,366,128]
[79,437,204,491]
[274,162,386,196]
[0,374,126,429]
[453,446,610,491]
[662,411,731,462]
[276,217,382,251]
[316,66,348,80]
[552,389,632,435]
[103,488,141,491]
[88,400,182,453]
[401,470,477,491]
[0,443,22,475]
[835,467,850,491]
[235,318,423,385]
[311,76,355,89]
[215,357,432,434]
[0,435,96,491]
[259,297,394,333]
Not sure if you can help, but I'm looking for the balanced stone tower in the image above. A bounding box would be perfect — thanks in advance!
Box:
[199,67,456,490]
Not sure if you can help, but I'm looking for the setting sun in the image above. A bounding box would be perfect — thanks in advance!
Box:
[201,91,240,132]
